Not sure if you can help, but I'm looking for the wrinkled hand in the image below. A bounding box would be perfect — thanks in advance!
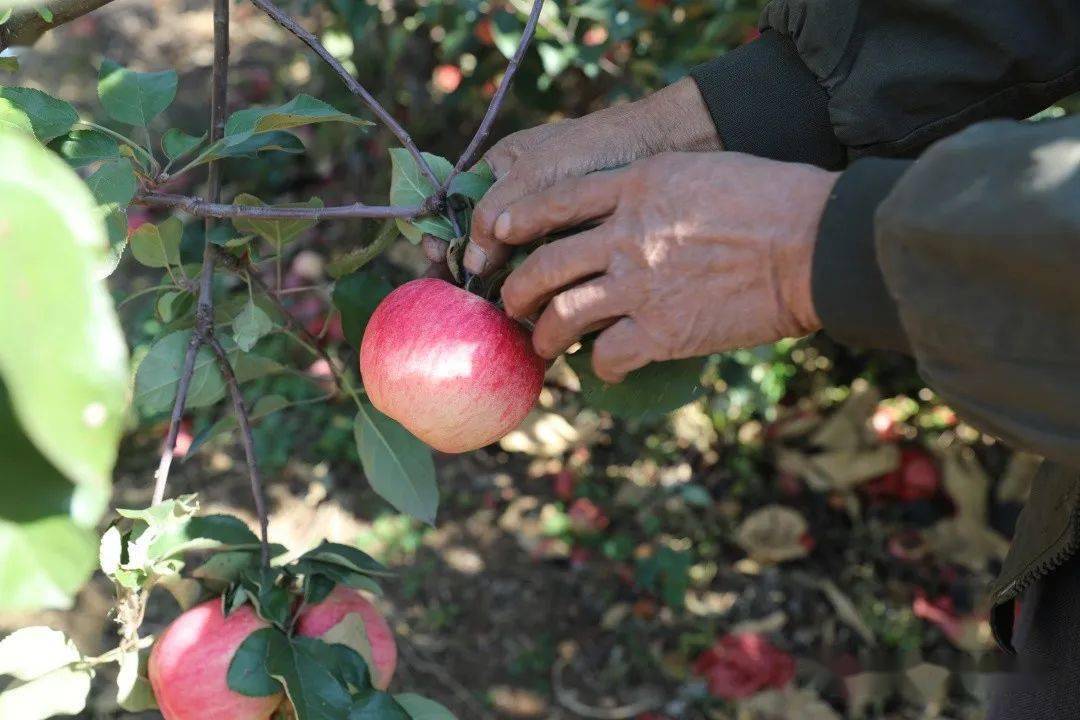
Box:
[461,77,719,276]
[496,152,840,382]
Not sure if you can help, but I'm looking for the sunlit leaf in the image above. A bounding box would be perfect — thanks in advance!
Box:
[225,94,373,135]
[388,148,454,242]
[0,87,77,141]
[353,402,438,524]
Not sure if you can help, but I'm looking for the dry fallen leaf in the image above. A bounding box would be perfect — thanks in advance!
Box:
[735,505,810,564]
[809,384,880,451]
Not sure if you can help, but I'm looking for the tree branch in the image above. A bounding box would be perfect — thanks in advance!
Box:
[136,192,424,220]
[247,0,442,191]
[152,0,231,506]
[0,0,115,50]
[206,336,271,567]
[447,0,545,185]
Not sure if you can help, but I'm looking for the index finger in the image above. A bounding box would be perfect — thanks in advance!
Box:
[490,171,623,248]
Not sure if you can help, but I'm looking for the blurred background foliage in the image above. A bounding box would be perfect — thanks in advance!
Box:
[2,0,1077,717]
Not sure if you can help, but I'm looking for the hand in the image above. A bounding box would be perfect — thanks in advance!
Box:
[495,152,840,382]
[462,77,720,276]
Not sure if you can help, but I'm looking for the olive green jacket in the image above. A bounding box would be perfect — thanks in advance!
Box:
[689,2,1080,649]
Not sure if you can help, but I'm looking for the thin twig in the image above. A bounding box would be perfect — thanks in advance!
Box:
[246,0,441,191]
[136,192,424,220]
[206,336,271,567]
[446,0,545,186]
[152,0,232,506]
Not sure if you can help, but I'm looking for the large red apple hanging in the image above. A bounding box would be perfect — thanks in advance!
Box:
[295,586,398,689]
[360,278,545,453]
[148,600,282,720]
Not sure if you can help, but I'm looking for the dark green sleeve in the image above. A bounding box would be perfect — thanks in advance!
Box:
[691,1,1080,165]
[816,115,1080,467]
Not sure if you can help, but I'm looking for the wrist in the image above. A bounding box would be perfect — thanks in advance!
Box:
[781,168,840,335]
[640,78,723,154]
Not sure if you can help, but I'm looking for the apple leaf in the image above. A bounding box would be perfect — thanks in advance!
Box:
[0,664,92,720]
[447,161,495,202]
[116,647,157,712]
[298,541,391,577]
[354,402,438,524]
[52,129,122,167]
[193,130,305,166]
[351,691,411,720]
[395,693,458,720]
[227,628,283,698]
[134,330,226,416]
[85,157,137,209]
[161,128,206,161]
[230,193,323,250]
[224,94,373,135]
[266,634,353,720]
[0,132,127,614]
[332,268,393,348]
[0,87,77,142]
[389,148,455,242]
[566,343,705,420]
[129,217,182,268]
[0,57,18,74]
[326,219,398,280]
[0,627,81,680]
[295,559,384,601]
[233,298,275,352]
[184,394,288,458]
[97,59,178,127]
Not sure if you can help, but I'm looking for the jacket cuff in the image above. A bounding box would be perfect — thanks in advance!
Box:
[813,158,914,354]
[689,30,845,169]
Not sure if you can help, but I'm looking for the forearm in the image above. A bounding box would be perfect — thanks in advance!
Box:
[813,115,1080,465]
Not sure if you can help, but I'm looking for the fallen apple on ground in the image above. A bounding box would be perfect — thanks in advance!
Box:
[149,599,283,720]
[295,586,398,689]
[360,278,546,453]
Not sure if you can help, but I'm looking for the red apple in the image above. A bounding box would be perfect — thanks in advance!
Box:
[359,278,546,453]
[295,586,397,690]
[149,599,282,720]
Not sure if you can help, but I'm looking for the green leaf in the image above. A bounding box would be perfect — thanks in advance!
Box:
[161,128,205,161]
[304,572,338,605]
[389,148,454,241]
[0,87,77,142]
[193,130,305,166]
[99,205,128,277]
[97,59,178,126]
[332,269,393,348]
[233,299,275,352]
[354,402,438,524]
[0,129,128,496]
[0,97,34,136]
[267,634,352,720]
[0,57,18,74]
[133,330,225,416]
[230,193,323,250]
[192,549,262,588]
[447,166,494,203]
[350,692,410,720]
[326,219,398,279]
[295,560,384,598]
[395,693,458,720]
[0,10,12,24]
[36,7,53,22]
[566,345,705,420]
[225,94,373,135]
[52,129,122,167]
[85,157,137,208]
[227,627,283,697]
[185,393,288,458]
[129,217,182,268]
[299,541,390,577]
[0,664,92,720]
[116,647,157,712]
[233,351,285,383]
[0,627,81,680]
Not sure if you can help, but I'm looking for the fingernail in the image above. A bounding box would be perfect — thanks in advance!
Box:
[494,211,511,241]
[463,243,487,275]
